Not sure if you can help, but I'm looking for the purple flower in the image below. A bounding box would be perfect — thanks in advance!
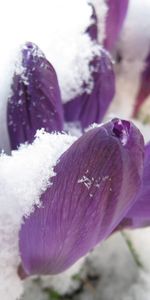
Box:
[7,42,64,150]
[19,118,144,276]
[133,53,150,117]
[104,0,129,51]
[117,142,150,229]
[63,49,115,129]
[7,42,115,149]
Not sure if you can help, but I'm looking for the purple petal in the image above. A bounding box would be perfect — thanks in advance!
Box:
[63,49,115,129]
[133,53,150,117]
[7,42,64,150]
[117,142,150,229]
[19,119,144,276]
[104,0,129,51]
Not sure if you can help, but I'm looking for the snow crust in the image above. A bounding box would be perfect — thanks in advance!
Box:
[0,130,76,300]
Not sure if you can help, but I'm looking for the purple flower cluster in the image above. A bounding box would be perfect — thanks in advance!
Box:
[6,0,150,278]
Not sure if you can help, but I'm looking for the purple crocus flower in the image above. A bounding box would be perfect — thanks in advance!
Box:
[19,118,144,276]
[117,142,150,229]
[63,49,115,129]
[104,0,129,51]
[7,42,64,150]
[133,53,150,118]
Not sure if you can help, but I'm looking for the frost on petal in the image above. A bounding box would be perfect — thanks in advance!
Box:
[63,49,115,130]
[117,143,150,229]
[133,53,150,118]
[7,42,64,150]
[19,119,144,276]
[104,0,129,51]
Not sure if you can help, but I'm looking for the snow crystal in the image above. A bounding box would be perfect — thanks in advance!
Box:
[78,174,110,191]
[78,175,93,190]
[0,130,76,300]
[85,122,104,132]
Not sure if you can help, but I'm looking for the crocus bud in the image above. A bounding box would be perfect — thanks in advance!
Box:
[7,42,64,150]
[118,143,150,229]
[133,53,150,118]
[19,119,144,276]
[104,0,129,51]
[63,49,115,130]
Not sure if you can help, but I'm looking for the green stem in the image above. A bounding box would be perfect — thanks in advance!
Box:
[121,231,144,269]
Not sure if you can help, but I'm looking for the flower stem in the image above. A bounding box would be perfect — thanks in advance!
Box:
[121,231,144,269]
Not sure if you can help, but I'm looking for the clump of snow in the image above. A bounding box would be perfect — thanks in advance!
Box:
[23,280,48,300]
[124,271,150,300]
[14,43,45,85]
[0,130,76,300]
[40,257,85,295]
[85,122,104,132]
[64,122,83,138]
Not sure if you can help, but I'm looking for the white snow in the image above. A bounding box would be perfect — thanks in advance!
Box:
[40,258,85,295]
[0,130,76,300]
[91,0,108,44]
